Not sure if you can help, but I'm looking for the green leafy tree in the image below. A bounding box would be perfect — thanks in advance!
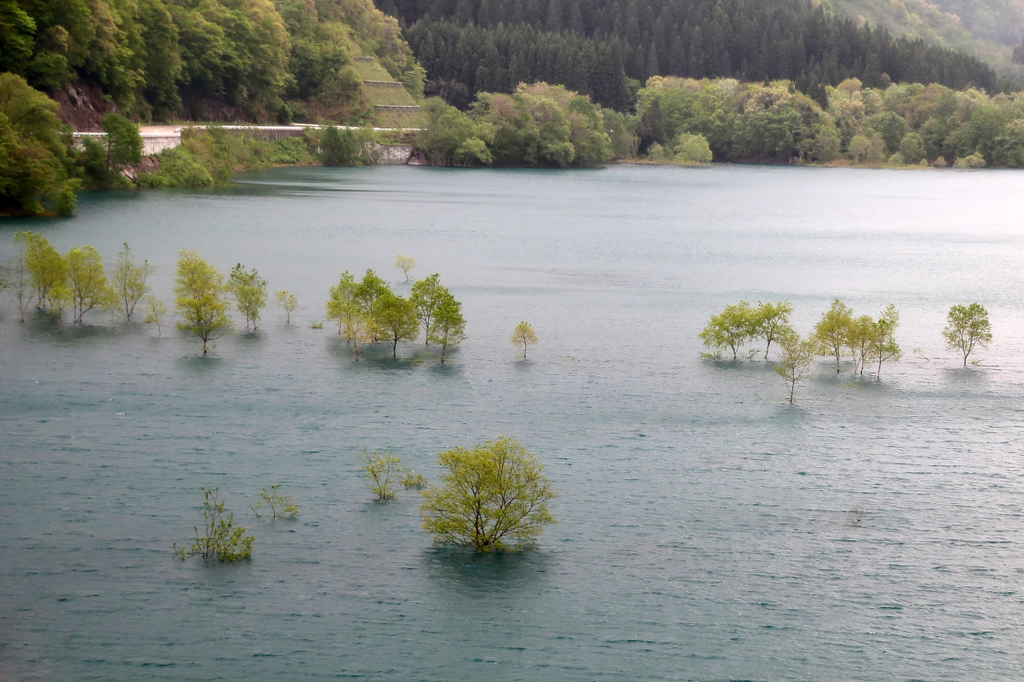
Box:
[813,299,854,373]
[0,74,75,216]
[421,436,557,553]
[411,272,445,344]
[275,290,298,324]
[357,449,404,501]
[395,254,416,282]
[229,263,268,330]
[511,320,539,359]
[699,301,754,360]
[673,133,713,164]
[48,282,72,331]
[24,233,65,309]
[773,331,816,404]
[326,271,359,338]
[846,314,875,376]
[427,292,467,363]
[943,303,992,366]
[319,126,361,166]
[101,113,143,175]
[344,312,373,361]
[175,488,254,562]
[753,300,793,359]
[868,304,902,377]
[143,295,167,335]
[110,242,150,321]
[9,232,31,321]
[371,290,419,358]
[64,245,110,324]
[174,250,231,354]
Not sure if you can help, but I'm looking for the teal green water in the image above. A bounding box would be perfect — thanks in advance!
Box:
[2,165,1024,681]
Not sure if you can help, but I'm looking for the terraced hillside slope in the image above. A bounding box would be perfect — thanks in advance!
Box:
[353,56,426,128]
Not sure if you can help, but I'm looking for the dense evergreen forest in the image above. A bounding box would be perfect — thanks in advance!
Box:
[379,0,998,109]
[0,0,424,122]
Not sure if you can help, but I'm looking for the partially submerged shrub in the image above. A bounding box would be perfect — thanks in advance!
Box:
[358,449,404,500]
[175,488,254,562]
[251,484,299,519]
[402,472,428,489]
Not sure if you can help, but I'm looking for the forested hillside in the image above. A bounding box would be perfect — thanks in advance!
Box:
[0,0,425,123]
[377,0,998,110]
[832,0,1024,82]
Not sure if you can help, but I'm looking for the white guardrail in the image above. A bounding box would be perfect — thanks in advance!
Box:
[72,124,422,156]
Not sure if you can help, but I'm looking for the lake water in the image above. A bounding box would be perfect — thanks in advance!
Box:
[1,165,1023,681]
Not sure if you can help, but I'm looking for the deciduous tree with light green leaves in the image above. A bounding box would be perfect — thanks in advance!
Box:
[144,295,166,335]
[64,245,110,324]
[773,331,816,404]
[174,250,231,354]
[753,300,793,359]
[868,304,902,377]
[411,273,445,344]
[357,449,405,501]
[427,292,467,363]
[110,242,150,321]
[512,320,539,359]
[229,263,268,330]
[699,301,755,360]
[395,254,416,282]
[813,299,854,373]
[24,233,64,309]
[846,314,875,376]
[943,303,992,366]
[9,232,30,321]
[274,290,298,324]
[371,290,419,358]
[421,436,557,553]
[326,271,359,338]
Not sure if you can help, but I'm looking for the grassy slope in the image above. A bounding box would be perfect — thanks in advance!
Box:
[351,53,425,128]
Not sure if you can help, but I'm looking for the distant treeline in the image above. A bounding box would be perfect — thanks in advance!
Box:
[0,0,422,122]
[379,0,998,111]
[631,76,1024,167]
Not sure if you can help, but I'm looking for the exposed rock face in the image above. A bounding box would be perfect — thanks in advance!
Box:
[52,81,118,132]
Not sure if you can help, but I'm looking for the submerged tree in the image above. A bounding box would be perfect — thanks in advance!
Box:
[64,245,109,324]
[326,271,359,338]
[699,301,754,360]
[229,263,268,330]
[511,320,539,359]
[25,233,64,309]
[357,449,405,501]
[411,273,446,344]
[753,300,793,359]
[427,292,467,363]
[174,250,231,354]
[175,488,254,562]
[143,295,167,335]
[395,254,416,282]
[371,290,419,358]
[110,242,150,321]
[847,314,875,376]
[773,331,816,403]
[869,304,902,377]
[813,299,854,373]
[421,436,557,552]
[274,290,298,324]
[9,232,30,321]
[943,303,992,366]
